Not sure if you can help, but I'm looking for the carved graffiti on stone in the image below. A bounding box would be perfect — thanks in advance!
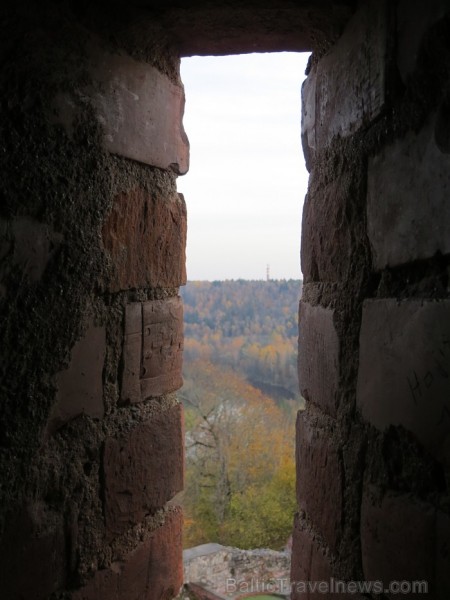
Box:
[121,297,183,403]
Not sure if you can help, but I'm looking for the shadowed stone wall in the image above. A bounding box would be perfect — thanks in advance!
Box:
[294,2,450,598]
[0,4,186,598]
[0,1,449,599]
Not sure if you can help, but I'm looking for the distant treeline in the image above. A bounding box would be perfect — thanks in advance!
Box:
[181,279,302,402]
[179,279,303,549]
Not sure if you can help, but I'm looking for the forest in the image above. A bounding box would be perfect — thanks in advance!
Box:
[179,279,303,550]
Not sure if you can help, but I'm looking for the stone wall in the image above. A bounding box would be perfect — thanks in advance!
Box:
[0,4,186,598]
[294,1,450,598]
[0,1,449,599]
[183,544,290,597]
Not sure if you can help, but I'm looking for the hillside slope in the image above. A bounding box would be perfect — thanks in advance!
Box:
[181,279,302,401]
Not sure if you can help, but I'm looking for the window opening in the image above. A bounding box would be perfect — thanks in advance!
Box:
[178,52,310,598]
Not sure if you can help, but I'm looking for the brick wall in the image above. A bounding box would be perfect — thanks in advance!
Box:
[0,1,449,599]
[0,5,186,598]
[294,1,450,598]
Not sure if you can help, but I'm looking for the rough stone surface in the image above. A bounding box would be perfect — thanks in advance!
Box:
[141,299,184,398]
[367,115,450,270]
[290,515,333,600]
[165,2,354,56]
[103,188,187,291]
[49,323,106,431]
[436,510,450,600]
[3,2,450,599]
[302,0,386,158]
[12,217,63,283]
[103,403,184,538]
[360,488,435,598]
[396,0,449,82]
[298,302,340,416]
[185,583,224,600]
[72,507,183,600]
[183,543,290,597]
[0,503,66,600]
[301,74,316,172]
[121,297,184,404]
[296,411,342,552]
[291,515,366,598]
[301,170,357,283]
[357,299,450,466]
[121,303,142,403]
[57,51,189,174]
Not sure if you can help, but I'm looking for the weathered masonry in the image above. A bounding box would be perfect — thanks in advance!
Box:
[0,1,449,598]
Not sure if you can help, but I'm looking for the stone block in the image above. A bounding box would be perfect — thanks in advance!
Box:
[72,507,183,600]
[357,299,450,465]
[367,115,450,269]
[56,51,189,174]
[301,171,355,283]
[298,302,340,416]
[102,188,187,291]
[301,74,316,172]
[397,0,448,82]
[360,488,435,598]
[291,514,367,598]
[120,297,184,404]
[103,403,184,538]
[0,503,66,600]
[302,0,386,158]
[49,322,105,432]
[290,514,333,600]
[296,411,342,551]
[121,303,142,404]
[141,299,184,398]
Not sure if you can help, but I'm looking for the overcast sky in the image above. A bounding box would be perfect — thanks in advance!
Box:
[178,52,310,281]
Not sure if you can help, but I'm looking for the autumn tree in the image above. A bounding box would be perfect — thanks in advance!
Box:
[181,279,303,402]
[181,361,298,549]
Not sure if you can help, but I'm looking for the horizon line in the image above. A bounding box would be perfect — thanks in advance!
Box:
[183,277,303,283]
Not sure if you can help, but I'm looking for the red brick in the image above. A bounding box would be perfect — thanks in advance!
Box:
[94,55,189,174]
[121,298,184,404]
[103,188,187,292]
[0,503,66,600]
[103,404,184,539]
[56,51,189,174]
[49,323,105,432]
[296,411,342,552]
[298,302,340,416]
[72,507,183,600]
[121,303,143,404]
[141,298,184,399]
[360,488,435,598]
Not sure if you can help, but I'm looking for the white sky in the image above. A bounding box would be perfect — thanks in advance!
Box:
[178,52,310,281]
